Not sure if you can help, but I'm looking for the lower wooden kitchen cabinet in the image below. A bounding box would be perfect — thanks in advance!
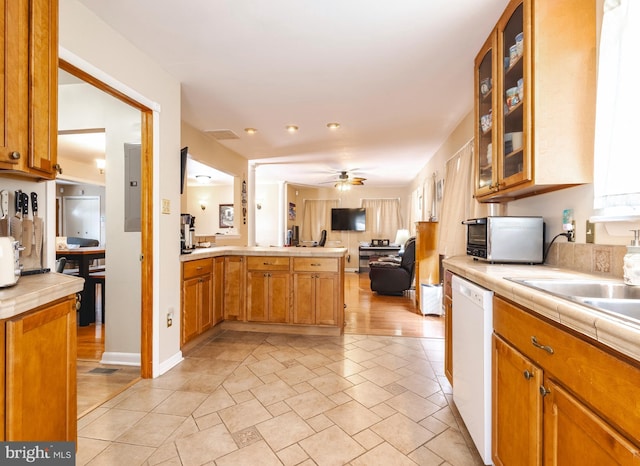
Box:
[181,258,213,345]
[223,256,245,321]
[492,296,640,465]
[1,295,77,441]
[246,256,290,323]
[443,270,453,385]
[292,257,340,326]
[213,256,224,324]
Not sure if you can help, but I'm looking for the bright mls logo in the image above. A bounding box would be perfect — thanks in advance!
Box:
[1,442,74,465]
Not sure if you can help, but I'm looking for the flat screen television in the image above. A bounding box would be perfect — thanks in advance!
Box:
[331,208,366,231]
[180,146,188,194]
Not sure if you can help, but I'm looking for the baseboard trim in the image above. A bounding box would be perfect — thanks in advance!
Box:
[154,351,184,377]
[220,320,342,336]
[100,351,141,366]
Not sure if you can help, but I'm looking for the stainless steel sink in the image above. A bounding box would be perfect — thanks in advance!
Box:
[507,278,640,300]
[574,297,640,320]
[506,278,640,322]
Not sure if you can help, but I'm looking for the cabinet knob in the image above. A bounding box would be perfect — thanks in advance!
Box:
[523,370,533,380]
[53,163,63,174]
[539,385,550,397]
[9,151,20,160]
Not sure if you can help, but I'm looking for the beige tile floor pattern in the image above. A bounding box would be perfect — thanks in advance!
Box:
[77,331,483,465]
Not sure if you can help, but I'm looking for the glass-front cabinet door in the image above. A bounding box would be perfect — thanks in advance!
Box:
[497,0,528,189]
[474,32,497,197]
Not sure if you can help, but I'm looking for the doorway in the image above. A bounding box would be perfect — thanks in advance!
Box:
[58,60,154,385]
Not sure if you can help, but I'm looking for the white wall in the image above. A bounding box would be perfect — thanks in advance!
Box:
[255,182,280,247]
[60,0,182,373]
[185,184,234,236]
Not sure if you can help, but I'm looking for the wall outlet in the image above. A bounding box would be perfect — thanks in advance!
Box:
[586,220,595,243]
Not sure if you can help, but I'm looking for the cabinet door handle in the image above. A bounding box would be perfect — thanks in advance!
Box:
[310,263,321,266]
[523,370,533,380]
[9,151,20,160]
[539,385,550,397]
[263,262,273,266]
[531,336,554,354]
[53,163,63,174]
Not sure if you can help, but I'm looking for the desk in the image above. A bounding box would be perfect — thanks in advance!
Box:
[358,245,401,273]
[56,247,105,326]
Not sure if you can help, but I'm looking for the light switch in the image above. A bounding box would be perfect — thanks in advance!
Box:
[161,199,171,214]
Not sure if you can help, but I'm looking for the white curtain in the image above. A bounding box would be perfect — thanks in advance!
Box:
[361,198,402,241]
[301,199,337,242]
[438,140,480,258]
[593,0,640,212]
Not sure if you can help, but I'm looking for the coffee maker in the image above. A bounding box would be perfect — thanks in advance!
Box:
[181,213,196,253]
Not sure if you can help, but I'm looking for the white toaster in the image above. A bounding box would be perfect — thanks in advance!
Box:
[0,236,21,287]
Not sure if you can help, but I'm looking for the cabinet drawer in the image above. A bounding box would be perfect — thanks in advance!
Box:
[183,259,213,279]
[493,295,640,444]
[293,257,338,273]
[246,256,290,271]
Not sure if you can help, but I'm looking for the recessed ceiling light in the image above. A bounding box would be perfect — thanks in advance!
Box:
[244,128,257,134]
[286,125,299,133]
[326,122,340,130]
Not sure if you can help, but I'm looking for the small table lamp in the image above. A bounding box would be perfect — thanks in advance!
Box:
[394,229,410,247]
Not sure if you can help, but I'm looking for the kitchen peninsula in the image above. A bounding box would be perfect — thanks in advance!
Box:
[180,246,347,345]
[0,272,84,441]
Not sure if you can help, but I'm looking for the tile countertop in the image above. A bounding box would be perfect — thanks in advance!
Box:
[443,256,640,363]
[0,272,84,320]
[180,246,348,262]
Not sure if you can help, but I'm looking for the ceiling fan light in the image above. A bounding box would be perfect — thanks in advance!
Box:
[336,182,351,191]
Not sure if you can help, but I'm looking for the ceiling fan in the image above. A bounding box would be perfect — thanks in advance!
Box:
[326,171,367,190]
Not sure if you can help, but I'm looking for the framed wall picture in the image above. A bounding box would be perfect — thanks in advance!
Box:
[219,204,234,228]
[288,202,296,220]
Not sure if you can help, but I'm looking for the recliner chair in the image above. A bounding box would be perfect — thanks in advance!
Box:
[369,236,416,295]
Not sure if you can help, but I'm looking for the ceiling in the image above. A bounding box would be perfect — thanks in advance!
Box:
[78,0,510,188]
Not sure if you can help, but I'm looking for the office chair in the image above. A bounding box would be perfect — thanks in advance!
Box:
[315,229,327,247]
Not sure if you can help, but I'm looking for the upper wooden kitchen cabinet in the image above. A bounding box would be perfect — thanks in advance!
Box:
[474,0,595,202]
[292,257,342,326]
[0,0,59,179]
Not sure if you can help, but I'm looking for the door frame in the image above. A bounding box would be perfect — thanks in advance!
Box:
[59,59,154,378]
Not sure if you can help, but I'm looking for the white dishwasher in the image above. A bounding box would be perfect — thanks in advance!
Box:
[452,275,493,465]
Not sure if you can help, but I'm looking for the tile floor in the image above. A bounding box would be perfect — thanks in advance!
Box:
[77,330,483,465]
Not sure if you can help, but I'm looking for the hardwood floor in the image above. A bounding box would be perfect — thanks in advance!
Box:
[77,323,141,418]
[344,271,444,338]
[76,270,442,418]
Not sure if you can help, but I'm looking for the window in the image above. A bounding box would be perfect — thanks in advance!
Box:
[593,0,640,219]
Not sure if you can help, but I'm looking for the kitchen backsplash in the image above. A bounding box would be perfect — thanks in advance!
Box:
[545,242,627,279]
